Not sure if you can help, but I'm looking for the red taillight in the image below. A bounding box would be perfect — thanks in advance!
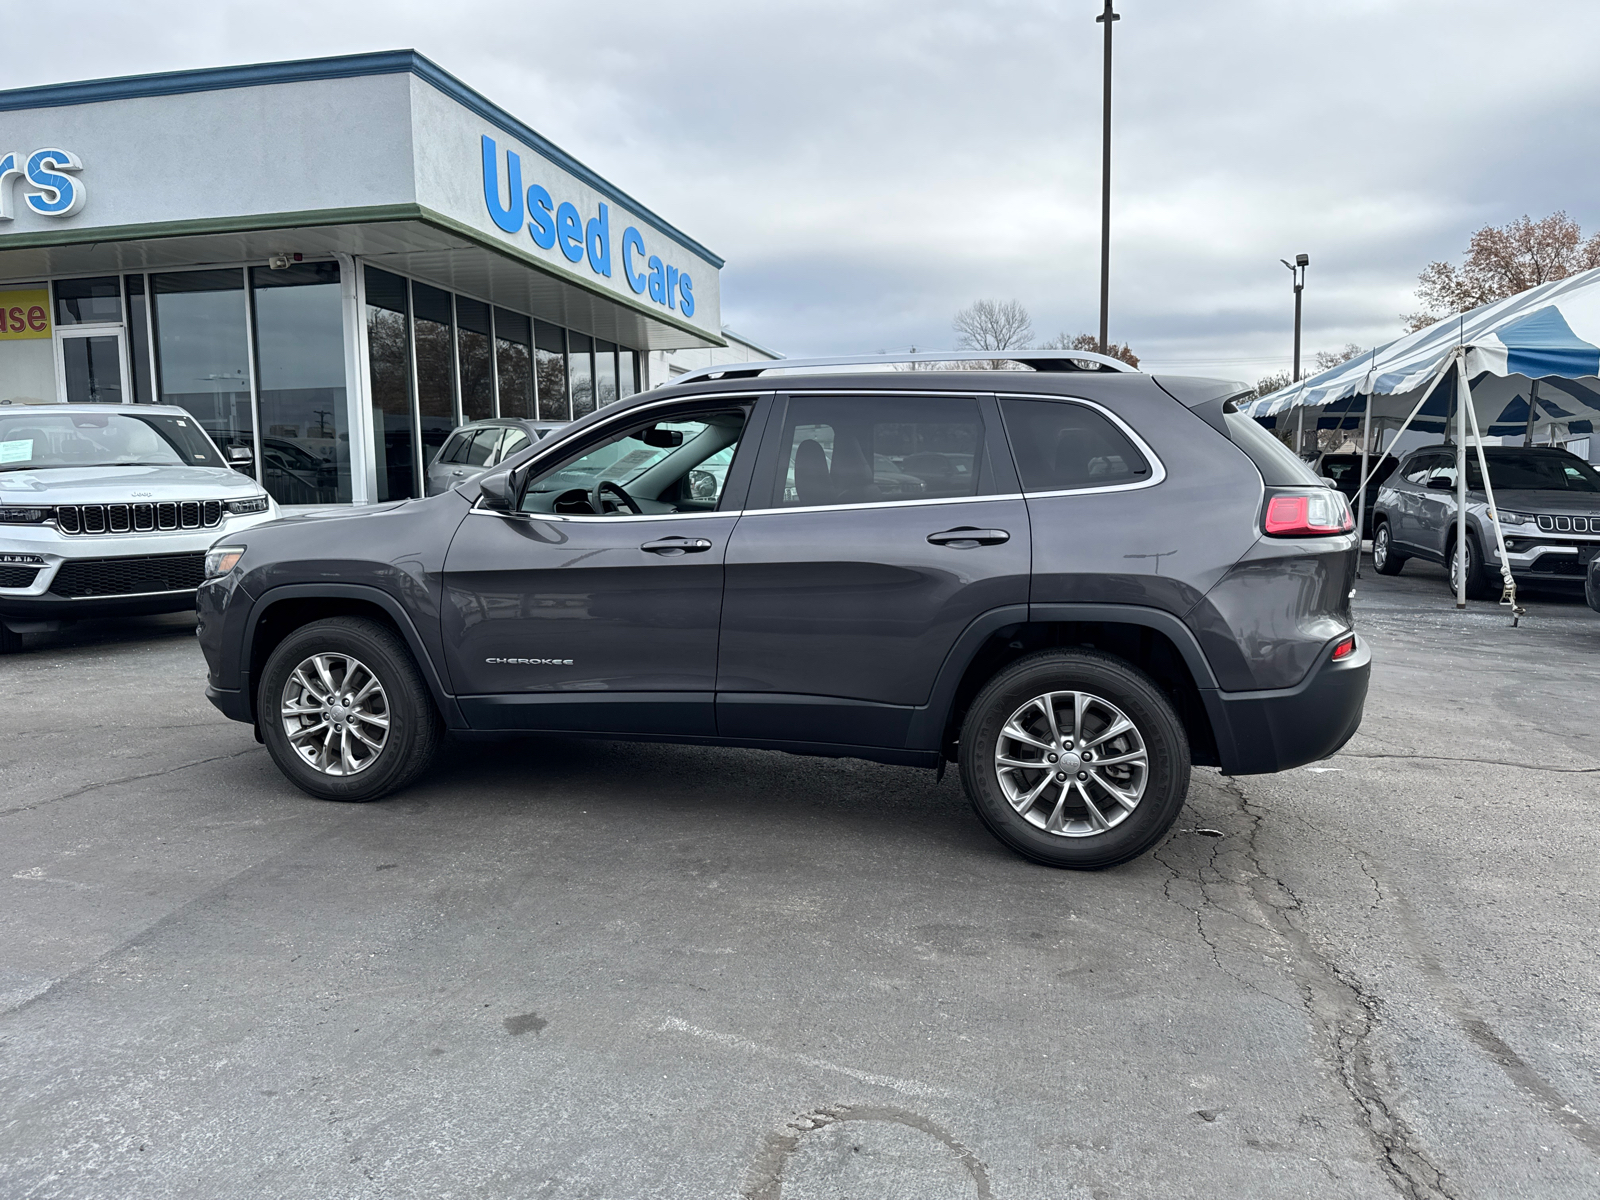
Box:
[1263,490,1355,537]
[1331,634,1355,661]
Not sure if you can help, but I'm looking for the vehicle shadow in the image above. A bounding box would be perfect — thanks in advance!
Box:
[3,611,199,655]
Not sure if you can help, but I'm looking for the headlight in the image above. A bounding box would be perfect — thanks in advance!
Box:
[1497,510,1536,526]
[0,506,50,524]
[225,495,270,515]
[204,545,246,577]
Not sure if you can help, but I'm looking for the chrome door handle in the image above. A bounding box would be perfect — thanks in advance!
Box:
[641,537,714,555]
[928,527,1009,547]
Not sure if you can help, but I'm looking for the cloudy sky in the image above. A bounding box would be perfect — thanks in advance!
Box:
[7,1,1600,383]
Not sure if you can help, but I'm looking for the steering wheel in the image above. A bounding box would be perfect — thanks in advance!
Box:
[591,479,644,516]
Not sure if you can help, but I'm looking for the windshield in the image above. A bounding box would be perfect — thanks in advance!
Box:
[0,410,226,471]
[1465,451,1600,493]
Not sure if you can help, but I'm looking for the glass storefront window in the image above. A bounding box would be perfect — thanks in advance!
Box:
[595,339,619,407]
[457,297,494,420]
[62,335,124,403]
[494,308,534,419]
[413,282,456,468]
[618,348,638,400]
[153,269,253,460]
[124,276,153,403]
[365,267,417,501]
[54,276,122,326]
[534,320,568,421]
[569,331,595,419]
[0,282,58,404]
[252,262,351,505]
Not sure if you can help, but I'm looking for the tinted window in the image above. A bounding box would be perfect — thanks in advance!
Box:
[463,427,502,467]
[1466,451,1600,492]
[1001,398,1149,491]
[1222,406,1322,486]
[776,395,987,507]
[1402,454,1436,484]
[498,430,531,461]
[438,432,469,465]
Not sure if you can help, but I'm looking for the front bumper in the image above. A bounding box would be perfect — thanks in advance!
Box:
[1202,633,1371,775]
[1490,535,1600,583]
[0,512,276,623]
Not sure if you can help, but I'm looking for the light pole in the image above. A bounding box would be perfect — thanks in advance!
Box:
[1281,252,1308,455]
[1096,0,1119,355]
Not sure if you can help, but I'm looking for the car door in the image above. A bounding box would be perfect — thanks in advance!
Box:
[717,390,1029,751]
[441,398,763,735]
[1390,452,1436,551]
[1416,452,1458,560]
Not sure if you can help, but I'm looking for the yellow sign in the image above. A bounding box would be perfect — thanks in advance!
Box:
[0,289,52,341]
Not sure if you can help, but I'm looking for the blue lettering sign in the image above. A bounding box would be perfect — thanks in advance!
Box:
[622,227,647,294]
[679,273,695,318]
[586,203,611,277]
[526,184,556,250]
[555,202,584,263]
[0,147,85,221]
[480,137,524,234]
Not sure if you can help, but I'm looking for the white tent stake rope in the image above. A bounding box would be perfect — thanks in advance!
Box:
[1458,355,1525,624]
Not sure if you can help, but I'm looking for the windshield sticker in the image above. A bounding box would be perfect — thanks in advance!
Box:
[0,439,33,463]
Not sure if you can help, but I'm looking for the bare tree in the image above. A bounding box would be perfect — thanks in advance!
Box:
[1404,211,1600,331]
[1250,370,1292,400]
[1039,331,1140,368]
[953,300,1034,352]
[1311,343,1364,373]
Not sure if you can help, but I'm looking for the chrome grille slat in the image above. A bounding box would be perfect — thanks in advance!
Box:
[54,500,229,535]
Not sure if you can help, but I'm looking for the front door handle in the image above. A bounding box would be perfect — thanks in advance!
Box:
[928,527,1010,547]
[641,536,714,556]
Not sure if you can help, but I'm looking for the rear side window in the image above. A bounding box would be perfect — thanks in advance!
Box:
[499,430,531,461]
[463,427,502,467]
[776,394,988,507]
[1402,454,1436,484]
[1222,406,1322,486]
[1000,398,1149,491]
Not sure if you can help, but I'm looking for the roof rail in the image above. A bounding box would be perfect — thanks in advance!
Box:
[665,349,1139,388]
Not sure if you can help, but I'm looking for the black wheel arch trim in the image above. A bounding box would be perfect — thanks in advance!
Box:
[239,583,467,730]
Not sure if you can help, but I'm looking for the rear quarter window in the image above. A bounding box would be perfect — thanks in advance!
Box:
[999,398,1151,491]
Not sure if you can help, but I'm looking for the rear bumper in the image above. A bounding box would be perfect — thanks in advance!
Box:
[1202,634,1371,775]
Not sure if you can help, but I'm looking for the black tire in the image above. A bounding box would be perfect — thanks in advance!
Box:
[1447,532,1494,601]
[258,616,441,802]
[1372,520,1406,575]
[958,650,1190,870]
[0,623,22,654]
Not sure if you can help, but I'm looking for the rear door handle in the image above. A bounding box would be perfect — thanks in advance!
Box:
[641,537,714,556]
[928,527,1009,547]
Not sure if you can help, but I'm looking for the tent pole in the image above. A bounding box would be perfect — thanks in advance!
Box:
[1460,358,1524,625]
[1356,395,1373,577]
[1522,379,1540,448]
[1454,350,1469,608]
[1296,407,1306,459]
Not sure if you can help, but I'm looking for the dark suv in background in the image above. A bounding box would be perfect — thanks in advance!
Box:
[1370,444,1600,597]
[196,354,1369,869]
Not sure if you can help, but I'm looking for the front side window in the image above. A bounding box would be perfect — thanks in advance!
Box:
[776,394,987,507]
[463,427,503,468]
[1402,454,1436,485]
[0,410,224,470]
[518,406,748,516]
[1000,397,1150,492]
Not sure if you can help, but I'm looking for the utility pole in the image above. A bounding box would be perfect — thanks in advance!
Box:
[1282,253,1308,455]
[1097,0,1119,355]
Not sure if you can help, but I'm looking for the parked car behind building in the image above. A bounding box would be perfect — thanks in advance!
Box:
[425,419,566,496]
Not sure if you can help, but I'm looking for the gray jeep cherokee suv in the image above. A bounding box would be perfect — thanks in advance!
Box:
[197,355,1369,869]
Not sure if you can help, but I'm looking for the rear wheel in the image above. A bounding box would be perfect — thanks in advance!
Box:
[1448,533,1494,601]
[959,650,1190,869]
[1372,521,1406,575]
[258,616,441,802]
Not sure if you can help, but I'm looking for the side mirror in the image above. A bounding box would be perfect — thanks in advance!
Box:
[228,445,254,471]
[475,468,516,512]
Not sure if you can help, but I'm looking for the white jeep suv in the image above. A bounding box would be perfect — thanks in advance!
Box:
[0,403,278,652]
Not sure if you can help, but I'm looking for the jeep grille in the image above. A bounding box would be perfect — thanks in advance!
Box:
[55,501,224,535]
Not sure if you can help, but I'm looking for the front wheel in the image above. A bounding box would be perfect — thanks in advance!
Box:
[1372,521,1406,575]
[258,616,441,802]
[958,650,1190,869]
[1447,533,1494,601]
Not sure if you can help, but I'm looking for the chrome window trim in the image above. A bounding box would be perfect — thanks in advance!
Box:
[992,390,1167,496]
[740,492,1026,518]
[469,506,736,523]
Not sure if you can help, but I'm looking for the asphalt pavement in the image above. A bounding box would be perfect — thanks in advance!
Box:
[2,561,1598,1200]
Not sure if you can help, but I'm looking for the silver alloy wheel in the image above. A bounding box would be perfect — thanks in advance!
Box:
[1373,525,1389,569]
[280,653,391,776]
[994,690,1149,838]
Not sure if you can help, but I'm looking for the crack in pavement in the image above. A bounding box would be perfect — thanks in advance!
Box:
[1198,773,1461,1200]
[1337,752,1600,774]
[0,747,263,819]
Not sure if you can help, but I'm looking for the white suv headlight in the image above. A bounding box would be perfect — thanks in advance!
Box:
[1496,510,1536,526]
[226,495,270,516]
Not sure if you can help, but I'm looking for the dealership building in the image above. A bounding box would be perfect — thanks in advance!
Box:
[0,51,747,505]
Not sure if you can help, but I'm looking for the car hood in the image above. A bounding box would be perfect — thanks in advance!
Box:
[0,464,266,503]
[1480,489,1600,516]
